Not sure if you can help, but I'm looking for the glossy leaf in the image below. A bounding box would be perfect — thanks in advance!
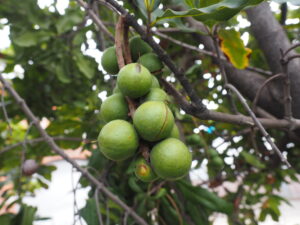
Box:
[152,0,264,25]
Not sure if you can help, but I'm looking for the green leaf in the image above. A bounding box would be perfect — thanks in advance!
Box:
[55,63,71,84]
[0,214,13,225]
[152,0,263,25]
[219,29,252,69]
[240,151,265,169]
[56,10,83,34]
[272,0,300,6]
[135,0,161,15]
[13,31,52,47]
[74,52,96,79]
[79,199,99,225]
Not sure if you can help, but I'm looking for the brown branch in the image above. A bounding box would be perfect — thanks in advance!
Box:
[115,16,125,68]
[0,136,91,155]
[123,21,132,64]
[225,83,291,167]
[77,0,115,42]
[153,30,272,76]
[0,74,149,225]
[252,73,284,113]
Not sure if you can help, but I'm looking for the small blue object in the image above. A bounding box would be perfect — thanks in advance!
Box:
[205,126,215,134]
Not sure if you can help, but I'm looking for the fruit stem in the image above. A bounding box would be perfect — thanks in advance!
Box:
[115,16,125,68]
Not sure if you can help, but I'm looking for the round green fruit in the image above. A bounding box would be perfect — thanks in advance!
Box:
[98,120,139,161]
[150,138,192,180]
[207,148,218,158]
[185,134,205,147]
[144,88,169,102]
[117,63,152,99]
[169,124,180,139]
[100,94,128,123]
[101,46,119,75]
[134,157,158,182]
[211,156,224,168]
[133,101,174,142]
[139,53,163,73]
[151,76,160,88]
[130,36,152,61]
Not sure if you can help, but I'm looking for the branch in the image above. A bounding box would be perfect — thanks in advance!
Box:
[0,136,91,155]
[77,0,115,42]
[0,74,149,225]
[115,16,125,68]
[153,30,271,76]
[225,84,291,167]
[252,73,284,113]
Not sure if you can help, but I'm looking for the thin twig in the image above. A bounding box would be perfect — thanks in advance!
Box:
[1,83,12,135]
[95,188,104,225]
[0,136,91,155]
[0,74,149,225]
[71,167,84,225]
[283,42,300,57]
[212,27,239,114]
[225,83,291,167]
[77,0,115,42]
[252,73,283,113]
[153,30,272,76]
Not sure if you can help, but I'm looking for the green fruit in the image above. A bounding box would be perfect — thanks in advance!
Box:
[101,46,119,75]
[207,148,218,158]
[117,63,152,99]
[133,101,174,142]
[100,94,128,122]
[185,134,205,147]
[98,120,139,161]
[169,124,180,139]
[211,156,224,168]
[150,138,192,180]
[139,53,163,72]
[130,36,152,61]
[144,88,169,102]
[151,76,160,88]
[134,157,158,182]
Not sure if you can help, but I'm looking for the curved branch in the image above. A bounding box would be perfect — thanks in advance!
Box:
[225,84,291,167]
[0,74,149,225]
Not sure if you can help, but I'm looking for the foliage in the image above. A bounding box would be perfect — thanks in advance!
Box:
[0,0,300,224]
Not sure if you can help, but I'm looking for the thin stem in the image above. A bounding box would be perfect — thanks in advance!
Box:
[153,30,272,76]
[212,30,238,114]
[77,0,115,42]
[95,188,104,225]
[0,136,91,155]
[225,84,291,167]
[0,74,149,225]
[1,83,12,135]
[252,73,283,113]
[283,43,300,57]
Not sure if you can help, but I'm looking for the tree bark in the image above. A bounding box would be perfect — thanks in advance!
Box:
[246,2,300,119]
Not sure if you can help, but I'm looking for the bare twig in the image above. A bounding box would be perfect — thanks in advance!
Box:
[95,188,104,225]
[252,73,284,113]
[283,42,300,57]
[1,83,12,135]
[212,27,238,114]
[0,136,91,155]
[77,0,115,42]
[71,167,84,225]
[153,30,272,76]
[0,74,149,225]
[225,83,291,167]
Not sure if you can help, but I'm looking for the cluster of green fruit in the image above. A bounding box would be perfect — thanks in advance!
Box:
[98,37,192,181]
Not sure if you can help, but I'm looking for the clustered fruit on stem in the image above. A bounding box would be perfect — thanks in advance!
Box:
[98,18,192,181]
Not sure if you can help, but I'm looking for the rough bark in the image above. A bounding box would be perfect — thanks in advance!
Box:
[246,2,300,119]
